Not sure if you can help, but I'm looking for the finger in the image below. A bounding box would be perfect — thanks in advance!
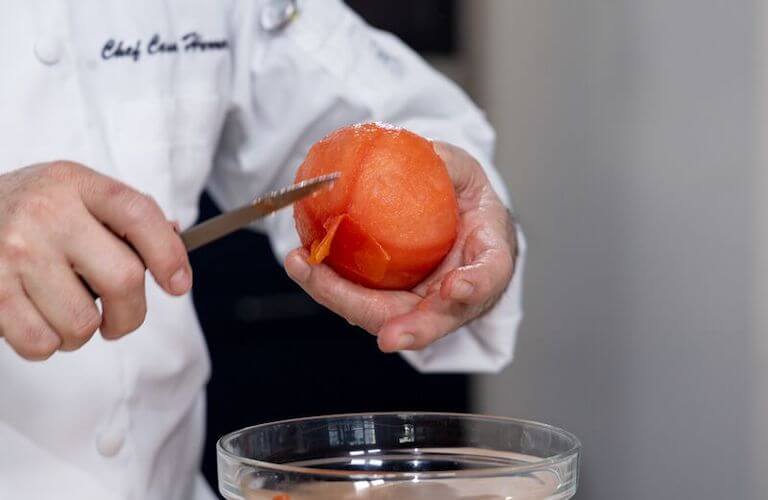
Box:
[61,213,147,340]
[0,282,61,361]
[377,294,468,352]
[73,171,191,296]
[441,225,515,305]
[432,142,488,195]
[440,250,514,306]
[284,248,416,333]
[21,252,102,351]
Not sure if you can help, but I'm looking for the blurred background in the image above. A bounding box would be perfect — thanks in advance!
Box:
[195,1,763,498]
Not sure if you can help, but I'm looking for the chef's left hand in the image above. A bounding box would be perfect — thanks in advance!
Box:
[285,142,518,352]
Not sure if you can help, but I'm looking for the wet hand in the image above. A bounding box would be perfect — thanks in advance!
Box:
[285,143,517,352]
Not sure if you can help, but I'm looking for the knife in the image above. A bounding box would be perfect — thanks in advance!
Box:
[181,172,340,251]
[84,172,339,299]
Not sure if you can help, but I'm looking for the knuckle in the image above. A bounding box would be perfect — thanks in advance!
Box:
[0,228,31,264]
[123,191,160,225]
[110,262,146,295]
[15,327,59,361]
[102,180,128,200]
[453,270,488,305]
[43,161,85,182]
[309,281,333,308]
[357,299,385,333]
[67,302,101,341]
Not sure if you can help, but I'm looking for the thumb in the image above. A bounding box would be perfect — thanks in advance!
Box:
[432,141,488,195]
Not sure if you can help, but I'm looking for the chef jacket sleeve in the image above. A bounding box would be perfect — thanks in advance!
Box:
[207,0,525,373]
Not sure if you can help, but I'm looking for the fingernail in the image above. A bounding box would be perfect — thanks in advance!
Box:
[395,333,416,351]
[170,267,191,294]
[452,279,474,300]
[286,254,311,283]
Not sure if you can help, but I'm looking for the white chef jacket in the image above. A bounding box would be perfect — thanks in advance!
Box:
[0,0,525,499]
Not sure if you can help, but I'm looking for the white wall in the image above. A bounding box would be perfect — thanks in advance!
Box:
[464,1,759,498]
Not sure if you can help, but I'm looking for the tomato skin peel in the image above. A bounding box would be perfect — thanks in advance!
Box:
[294,123,459,290]
[308,215,343,265]
[309,213,392,286]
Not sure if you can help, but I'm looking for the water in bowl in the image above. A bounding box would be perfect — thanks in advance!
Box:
[241,448,567,499]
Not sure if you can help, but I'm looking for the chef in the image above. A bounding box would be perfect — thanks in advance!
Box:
[0,0,524,498]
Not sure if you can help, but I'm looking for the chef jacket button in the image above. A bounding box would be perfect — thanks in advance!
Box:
[96,426,126,458]
[260,0,298,32]
[34,36,63,65]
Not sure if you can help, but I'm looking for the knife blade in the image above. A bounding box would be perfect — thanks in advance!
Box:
[181,172,340,252]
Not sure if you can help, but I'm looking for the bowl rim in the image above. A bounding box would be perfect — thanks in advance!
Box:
[216,411,581,480]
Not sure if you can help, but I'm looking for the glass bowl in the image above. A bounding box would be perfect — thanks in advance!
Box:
[217,412,580,500]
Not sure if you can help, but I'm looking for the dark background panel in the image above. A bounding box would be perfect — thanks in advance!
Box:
[345,0,456,54]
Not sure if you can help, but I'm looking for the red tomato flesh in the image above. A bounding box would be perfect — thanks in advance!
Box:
[294,123,459,290]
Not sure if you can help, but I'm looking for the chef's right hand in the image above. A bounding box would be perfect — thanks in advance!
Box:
[0,161,192,361]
